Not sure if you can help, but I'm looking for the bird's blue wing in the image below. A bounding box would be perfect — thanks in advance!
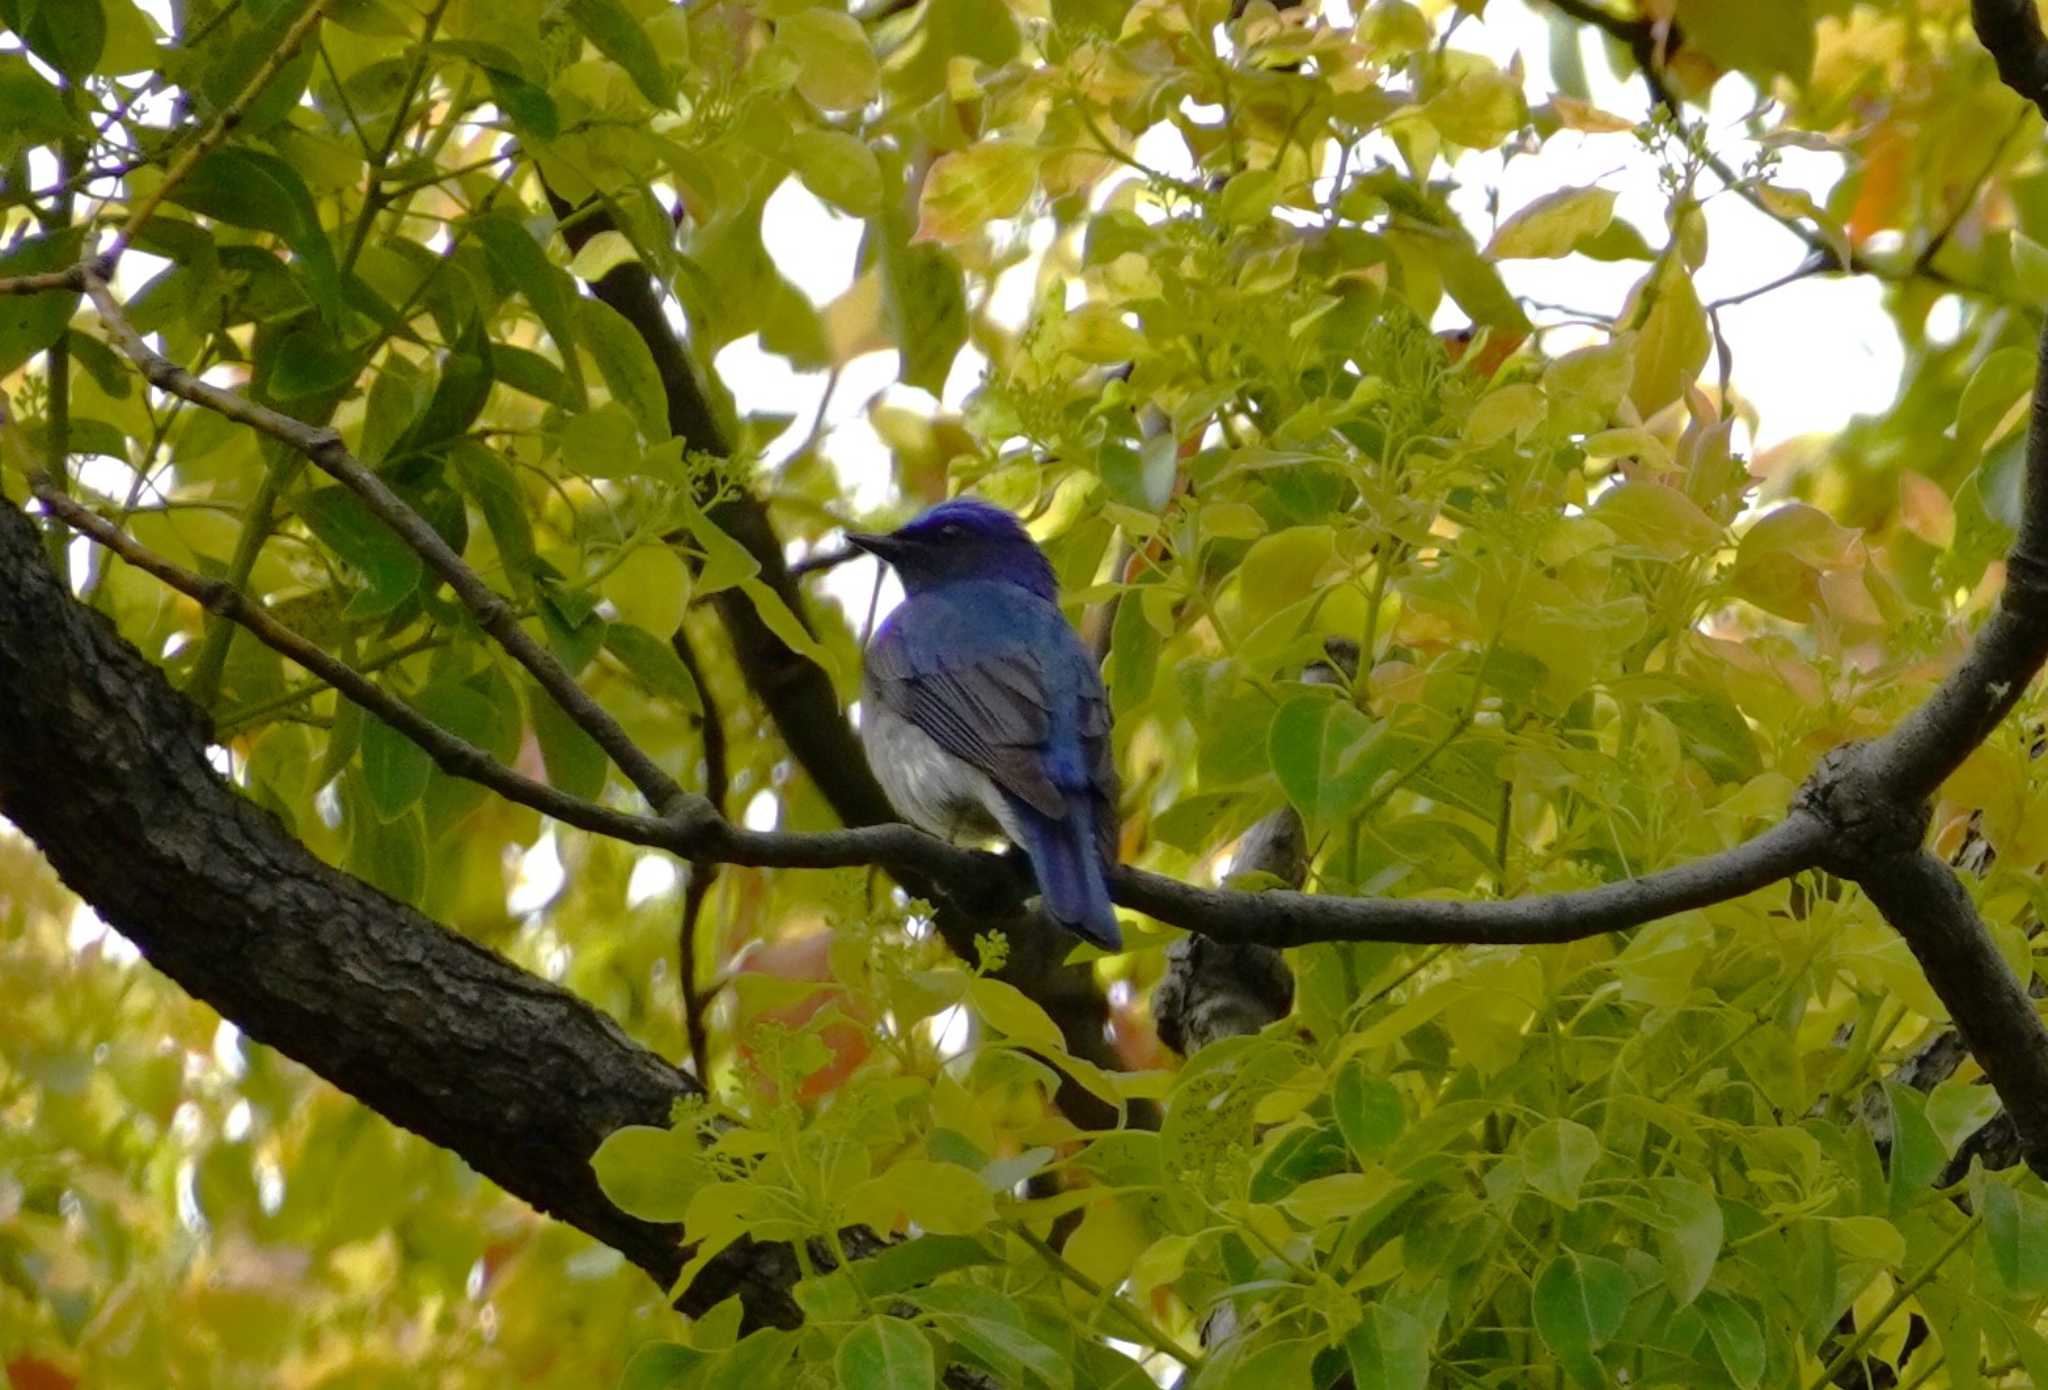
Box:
[865,586,1111,824]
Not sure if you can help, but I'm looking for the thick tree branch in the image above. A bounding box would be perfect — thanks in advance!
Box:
[1975,0,2048,119]
[1866,850,2048,1176]
[0,495,697,1288]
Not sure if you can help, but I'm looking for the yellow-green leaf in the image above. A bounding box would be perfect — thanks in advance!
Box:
[843,1159,997,1236]
[780,8,879,111]
[1593,482,1722,560]
[1485,187,1616,260]
[916,141,1039,244]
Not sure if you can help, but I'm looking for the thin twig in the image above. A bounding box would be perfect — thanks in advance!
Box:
[106,0,334,261]
[72,265,690,816]
[671,622,726,1082]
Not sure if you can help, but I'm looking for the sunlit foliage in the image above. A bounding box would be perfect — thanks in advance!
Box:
[6,0,2048,1384]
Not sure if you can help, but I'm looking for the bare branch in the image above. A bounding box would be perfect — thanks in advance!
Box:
[1117,812,1829,947]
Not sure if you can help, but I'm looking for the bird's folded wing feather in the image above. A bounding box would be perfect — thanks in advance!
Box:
[866,621,1072,819]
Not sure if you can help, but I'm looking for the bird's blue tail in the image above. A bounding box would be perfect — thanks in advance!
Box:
[1014,800,1121,951]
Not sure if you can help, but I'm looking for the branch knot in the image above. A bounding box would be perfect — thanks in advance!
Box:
[1793,742,1930,878]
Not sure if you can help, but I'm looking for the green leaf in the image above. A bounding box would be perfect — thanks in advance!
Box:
[0,0,105,81]
[968,975,1068,1053]
[737,578,842,685]
[1674,0,1814,82]
[168,147,344,324]
[685,507,761,594]
[916,141,1040,244]
[526,678,608,800]
[1485,187,1617,260]
[1522,1119,1600,1208]
[447,439,535,589]
[779,8,878,111]
[1425,66,1523,148]
[267,324,362,400]
[491,344,581,411]
[886,240,969,395]
[1344,1304,1432,1390]
[432,42,559,141]
[1250,1124,1351,1202]
[1106,582,1162,717]
[540,587,607,675]
[1980,1178,2048,1296]
[1925,1078,2002,1155]
[1268,693,1383,822]
[1626,259,1710,415]
[0,229,83,378]
[844,1157,998,1236]
[1643,1177,1723,1306]
[296,487,425,618]
[601,544,689,637]
[799,1236,997,1318]
[2014,233,2048,303]
[1882,1081,1945,1215]
[790,130,882,218]
[565,0,675,108]
[359,707,432,820]
[344,776,427,905]
[590,1123,709,1223]
[835,1316,936,1390]
[0,54,81,163]
[604,624,702,714]
[1698,1293,1766,1389]
[1958,344,2034,450]
[576,296,672,443]
[200,10,313,133]
[699,1328,796,1390]
[395,316,495,457]
[1238,525,1335,617]
[1532,1251,1629,1383]
[620,1342,706,1390]
[473,214,587,403]
[1593,481,1722,561]
[914,1285,1071,1389]
[1333,1060,1403,1160]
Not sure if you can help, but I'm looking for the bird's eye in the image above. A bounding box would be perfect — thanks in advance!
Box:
[938,522,964,538]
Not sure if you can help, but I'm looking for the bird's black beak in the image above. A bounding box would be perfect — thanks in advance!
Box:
[844,531,900,562]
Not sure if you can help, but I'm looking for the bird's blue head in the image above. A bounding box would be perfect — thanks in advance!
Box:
[846,498,1058,601]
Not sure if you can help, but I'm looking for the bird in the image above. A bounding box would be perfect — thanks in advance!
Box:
[845,498,1123,951]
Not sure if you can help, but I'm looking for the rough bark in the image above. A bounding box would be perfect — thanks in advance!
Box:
[0,493,817,1320]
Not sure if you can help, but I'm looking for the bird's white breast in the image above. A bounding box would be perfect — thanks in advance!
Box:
[861,701,1022,846]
